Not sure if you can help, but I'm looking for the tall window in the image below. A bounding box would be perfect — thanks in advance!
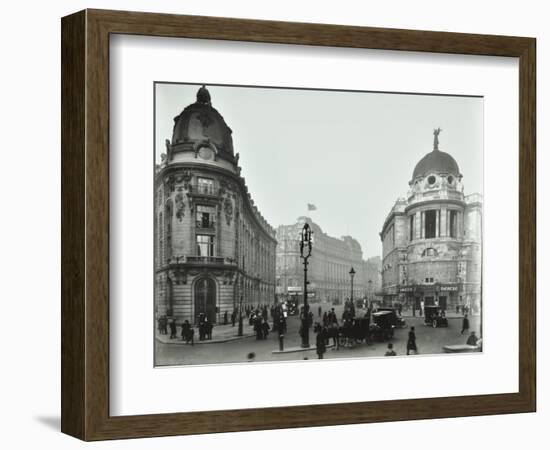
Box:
[197,177,214,195]
[409,215,414,241]
[196,235,215,257]
[449,210,458,238]
[196,205,216,228]
[424,210,436,239]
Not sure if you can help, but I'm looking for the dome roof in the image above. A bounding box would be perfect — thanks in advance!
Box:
[411,128,460,179]
[171,86,234,155]
[412,149,460,179]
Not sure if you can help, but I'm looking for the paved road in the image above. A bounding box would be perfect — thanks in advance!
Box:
[155,303,481,366]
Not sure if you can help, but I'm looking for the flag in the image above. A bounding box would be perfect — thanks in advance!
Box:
[307,203,317,211]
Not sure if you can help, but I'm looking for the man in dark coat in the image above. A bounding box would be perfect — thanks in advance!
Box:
[261,319,270,339]
[461,314,470,335]
[169,319,177,339]
[316,327,327,359]
[406,326,418,355]
[385,343,397,356]
[466,331,478,346]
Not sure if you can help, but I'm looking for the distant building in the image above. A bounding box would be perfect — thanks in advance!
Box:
[361,256,383,299]
[275,217,379,303]
[380,129,482,311]
[155,86,277,324]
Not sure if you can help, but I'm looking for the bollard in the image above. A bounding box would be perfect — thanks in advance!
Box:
[279,334,284,351]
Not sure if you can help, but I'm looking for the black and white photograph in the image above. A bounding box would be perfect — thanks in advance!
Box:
[154,82,483,367]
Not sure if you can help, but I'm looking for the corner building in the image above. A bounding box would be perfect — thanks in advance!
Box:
[380,131,482,312]
[155,86,277,324]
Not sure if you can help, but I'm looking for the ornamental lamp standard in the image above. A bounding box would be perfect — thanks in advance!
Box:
[349,267,356,302]
[368,279,373,306]
[299,223,313,348]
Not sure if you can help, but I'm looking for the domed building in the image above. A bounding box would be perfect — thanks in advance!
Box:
[379,129,482,313]
[155,86,277,324]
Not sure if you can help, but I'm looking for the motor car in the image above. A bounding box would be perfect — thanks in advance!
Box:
[369,310,395,341]
[376,307,406,328]
[424,305,449,328]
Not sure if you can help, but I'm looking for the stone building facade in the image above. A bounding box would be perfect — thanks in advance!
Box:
[380,129,482,312]
[155,86,277,324]
[275,217,380,303]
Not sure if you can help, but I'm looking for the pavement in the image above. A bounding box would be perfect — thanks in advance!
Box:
[156,322,256,345]
[396,310,480,319]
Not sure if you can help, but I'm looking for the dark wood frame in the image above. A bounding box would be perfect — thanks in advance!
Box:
[61,9,536,441]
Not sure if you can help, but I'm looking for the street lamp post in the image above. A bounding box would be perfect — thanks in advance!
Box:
[299,223,313,348]
[349,267,356,302]
[368,279,372,306]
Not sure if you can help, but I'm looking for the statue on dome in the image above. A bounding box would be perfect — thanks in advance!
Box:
[433,127,442,151]
[196,85,212,105]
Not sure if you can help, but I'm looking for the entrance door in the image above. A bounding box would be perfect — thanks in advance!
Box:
[439,296,447,311]
[194,278,217,323]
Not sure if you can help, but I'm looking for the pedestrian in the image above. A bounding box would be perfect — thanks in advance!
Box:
[181,319,190,341]
[157,316,163,335]
[329,321,340,350]
[205,320,213,340]
[169,319,177,339]
[406,326,418,355]
[254,317,262,340]
[466,331,478,346]
[223,310,228,325]
[461,314,470,335]
[231,309,236,327]
[278,318,285,351]
[261,319,270,339]
[316,327,326,359]
[318,305,322,317]
[385,342,397,356]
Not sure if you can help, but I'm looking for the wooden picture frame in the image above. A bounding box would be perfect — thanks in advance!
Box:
[61,9,536,441]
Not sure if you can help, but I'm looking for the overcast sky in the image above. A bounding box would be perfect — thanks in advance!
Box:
[155,83,483,259]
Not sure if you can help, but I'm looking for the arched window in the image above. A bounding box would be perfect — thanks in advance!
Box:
[422,247,438,257]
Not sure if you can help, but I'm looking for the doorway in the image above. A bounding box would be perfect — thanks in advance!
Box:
[194,277,217,323]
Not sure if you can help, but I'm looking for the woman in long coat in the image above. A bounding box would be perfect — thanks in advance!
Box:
[406,326,418,355]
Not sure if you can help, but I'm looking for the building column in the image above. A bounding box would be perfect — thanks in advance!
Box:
[440,207,447,237]
[421,211,425,239]
[435,209,440,238]
[415,211,421,239]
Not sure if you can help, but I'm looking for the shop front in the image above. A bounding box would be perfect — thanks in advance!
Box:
[399,283,460,311]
